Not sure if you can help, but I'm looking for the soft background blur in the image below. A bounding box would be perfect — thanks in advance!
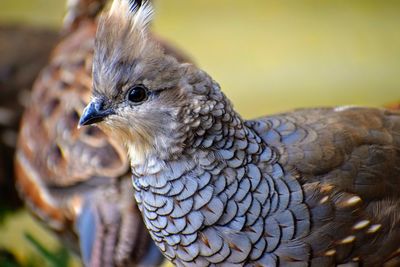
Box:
[0,0,399,266]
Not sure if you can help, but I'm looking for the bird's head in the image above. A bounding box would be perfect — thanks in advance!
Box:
[79,0,230,166]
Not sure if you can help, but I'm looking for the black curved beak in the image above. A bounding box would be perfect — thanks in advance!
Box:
[78,99,114,127]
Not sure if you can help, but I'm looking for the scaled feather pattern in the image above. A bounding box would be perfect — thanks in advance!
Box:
[80,1,400,266]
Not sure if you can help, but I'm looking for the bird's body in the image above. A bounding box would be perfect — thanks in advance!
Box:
[133,103,400,266]
[79,0,400,266]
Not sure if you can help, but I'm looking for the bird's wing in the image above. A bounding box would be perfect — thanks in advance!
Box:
[246,107,400,264]
[248,107,400,200]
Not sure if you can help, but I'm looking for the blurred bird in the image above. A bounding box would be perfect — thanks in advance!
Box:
[79,0,400,266]
[0,25,58,213]
[63,0,108,33]
[15,0,191,266]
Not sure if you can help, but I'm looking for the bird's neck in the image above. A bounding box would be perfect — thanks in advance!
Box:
[130,79,254,175]
[130,84,281,261]
[131,93,274,206]
[131,103,278,261]
[129,79,245,174]
[131,119,271,185]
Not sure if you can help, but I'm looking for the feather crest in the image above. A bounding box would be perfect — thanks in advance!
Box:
[109,0,153,32]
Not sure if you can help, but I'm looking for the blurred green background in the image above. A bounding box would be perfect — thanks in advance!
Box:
[0,0,399,266]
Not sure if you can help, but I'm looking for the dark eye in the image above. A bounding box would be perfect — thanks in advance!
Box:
[127,85,148,103]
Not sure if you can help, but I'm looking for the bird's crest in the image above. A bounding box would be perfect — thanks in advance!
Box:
[109,0,153,33]
[95,0,154,62]
[93,0,158,97]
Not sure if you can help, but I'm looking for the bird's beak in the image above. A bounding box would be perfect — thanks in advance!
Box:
[78,99,114,127]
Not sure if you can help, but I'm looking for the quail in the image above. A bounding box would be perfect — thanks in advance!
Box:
[79,1,400,266]
[0,25,58,211]
[63,0,108,33]
[15,0,191,266]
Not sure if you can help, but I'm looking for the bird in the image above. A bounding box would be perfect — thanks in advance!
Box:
[15,0,191,266]
[79,0,400,266]
[63,0,108,33]
[0,25,58,212]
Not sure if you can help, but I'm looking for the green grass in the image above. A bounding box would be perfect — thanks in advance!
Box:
[0,211,81,267]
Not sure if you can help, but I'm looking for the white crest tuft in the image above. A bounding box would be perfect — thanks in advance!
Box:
[109,0,154,32]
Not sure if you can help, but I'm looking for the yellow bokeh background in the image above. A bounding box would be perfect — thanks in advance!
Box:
[1,0,399,118]
[0,0,399,266]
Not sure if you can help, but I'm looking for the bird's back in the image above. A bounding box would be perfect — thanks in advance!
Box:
[247,107,400,266]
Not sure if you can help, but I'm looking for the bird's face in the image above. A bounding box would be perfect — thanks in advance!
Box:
[79,59,194,162]
[79,0,212,163]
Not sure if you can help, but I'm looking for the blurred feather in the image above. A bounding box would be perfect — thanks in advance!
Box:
[0,25,58,219]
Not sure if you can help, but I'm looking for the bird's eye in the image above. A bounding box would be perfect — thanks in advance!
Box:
[127,85,148,103]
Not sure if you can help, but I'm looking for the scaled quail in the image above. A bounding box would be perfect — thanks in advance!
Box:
[79,0,400,266]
